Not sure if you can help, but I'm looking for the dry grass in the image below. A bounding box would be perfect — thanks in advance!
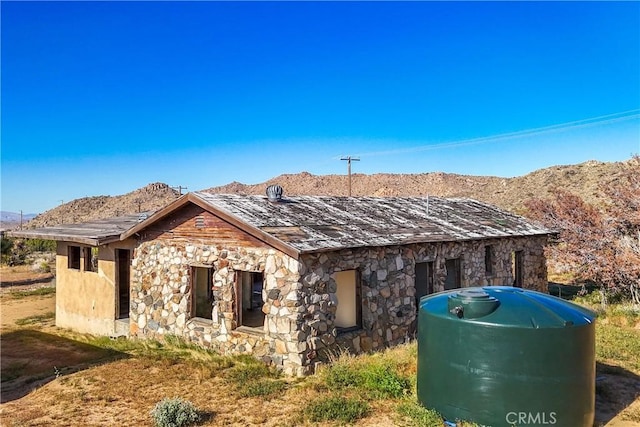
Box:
[0,264,54,286]
[1,291,639,427]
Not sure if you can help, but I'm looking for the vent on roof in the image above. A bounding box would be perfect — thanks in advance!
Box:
[266,185,284,202]
[138,213,148,222]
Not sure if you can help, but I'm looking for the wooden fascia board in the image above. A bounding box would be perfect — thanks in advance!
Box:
[120,193,301,260]
[6,230,101,246]
[196,200,301,260]
[120,194,194,240]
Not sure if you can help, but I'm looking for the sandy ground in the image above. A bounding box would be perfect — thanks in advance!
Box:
[1,294,55,330]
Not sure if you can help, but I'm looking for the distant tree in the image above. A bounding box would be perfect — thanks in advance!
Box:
[526,156,640,305]
[1,235,14,264]
[24,238,56,253]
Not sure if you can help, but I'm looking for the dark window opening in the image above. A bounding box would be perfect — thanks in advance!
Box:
[444,258,461,290]
[237,271,265,329]
[512,251,524,288]
[485,246,494,275]
[68,246,81,270]
[415,261,435,310]
[192,266,214,319]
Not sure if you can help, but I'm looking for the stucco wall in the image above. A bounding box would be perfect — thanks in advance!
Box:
[55,240,136,335]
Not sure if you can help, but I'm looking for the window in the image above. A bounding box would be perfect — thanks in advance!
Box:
[444,258,461,290]
[83,247,98,272]
[512,251,524,288]
[485,246,494,275]
[334,270,362,331]
[68,246,81,270]
[415,261,435,309]
[192,267,214,319]
[236,271,264,328]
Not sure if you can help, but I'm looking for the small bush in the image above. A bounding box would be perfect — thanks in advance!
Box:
[38,261,51,273]
[226,358,274,382]
[150,397,201,427]
[397,400,444,426]
[238,379,287,398]
[304,395,370,423]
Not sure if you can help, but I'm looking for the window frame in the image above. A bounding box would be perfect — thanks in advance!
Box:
[234,271,265,331]
[191,266,214,320]
[68,245,81,270]
[484,245,494,276]
[444,258,462,290]
[334,269,362,333]
[415,261,435,310]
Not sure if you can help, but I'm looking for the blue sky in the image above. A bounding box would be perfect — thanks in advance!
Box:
[2,1,639,214]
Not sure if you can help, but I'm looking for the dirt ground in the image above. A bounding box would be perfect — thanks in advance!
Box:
[1,279,638,426]
[1,294,55,329]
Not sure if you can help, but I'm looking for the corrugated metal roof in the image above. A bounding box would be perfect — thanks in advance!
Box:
[191,192,552,253]
[7,213,151,246]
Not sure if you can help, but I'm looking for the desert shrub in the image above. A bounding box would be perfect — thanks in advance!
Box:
[1,236,14,263]
[396,400,444,426]
[238,378,287,398]
[24,238,56,253]
[304,395,370,423]
[150,397,201,427]
[38,261,51,273]
[226,356,274,383]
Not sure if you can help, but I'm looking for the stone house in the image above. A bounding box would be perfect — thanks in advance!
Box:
[10,190,552,376]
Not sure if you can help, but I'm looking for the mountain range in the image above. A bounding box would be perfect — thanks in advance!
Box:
[11,158,637,230]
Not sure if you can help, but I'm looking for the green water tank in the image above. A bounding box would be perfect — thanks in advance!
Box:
[417,287,596,427]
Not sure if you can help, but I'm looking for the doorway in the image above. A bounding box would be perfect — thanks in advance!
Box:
[444,258,461,290]
[415,261,435,308]
[116,249,130,319]
[512,251,524,288]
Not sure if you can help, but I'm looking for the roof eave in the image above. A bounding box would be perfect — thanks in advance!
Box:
[6,230,103,246]
[121,193,301,260]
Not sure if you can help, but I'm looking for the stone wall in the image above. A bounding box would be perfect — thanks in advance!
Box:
[299,235,548,369]
[130,235,548,376]
[129,241,308,376]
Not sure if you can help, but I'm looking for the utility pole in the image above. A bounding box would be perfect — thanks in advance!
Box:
[20,210,23,230]
[340,156,360,197]
[171,185,188,196]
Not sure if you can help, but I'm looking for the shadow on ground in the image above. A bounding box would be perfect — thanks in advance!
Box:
[595,361,640,426]
[0,329,127,403]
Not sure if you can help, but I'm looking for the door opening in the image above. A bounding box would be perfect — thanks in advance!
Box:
[444,258,461,290]
[116,249,131,319]
[512,251,524,288]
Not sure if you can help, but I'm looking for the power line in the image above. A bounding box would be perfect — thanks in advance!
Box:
[352,109,640,158]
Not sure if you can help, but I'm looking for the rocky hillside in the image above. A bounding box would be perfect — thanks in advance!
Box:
[26,183,180,228]
[24,159,636,228]
[206,159,635,214]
